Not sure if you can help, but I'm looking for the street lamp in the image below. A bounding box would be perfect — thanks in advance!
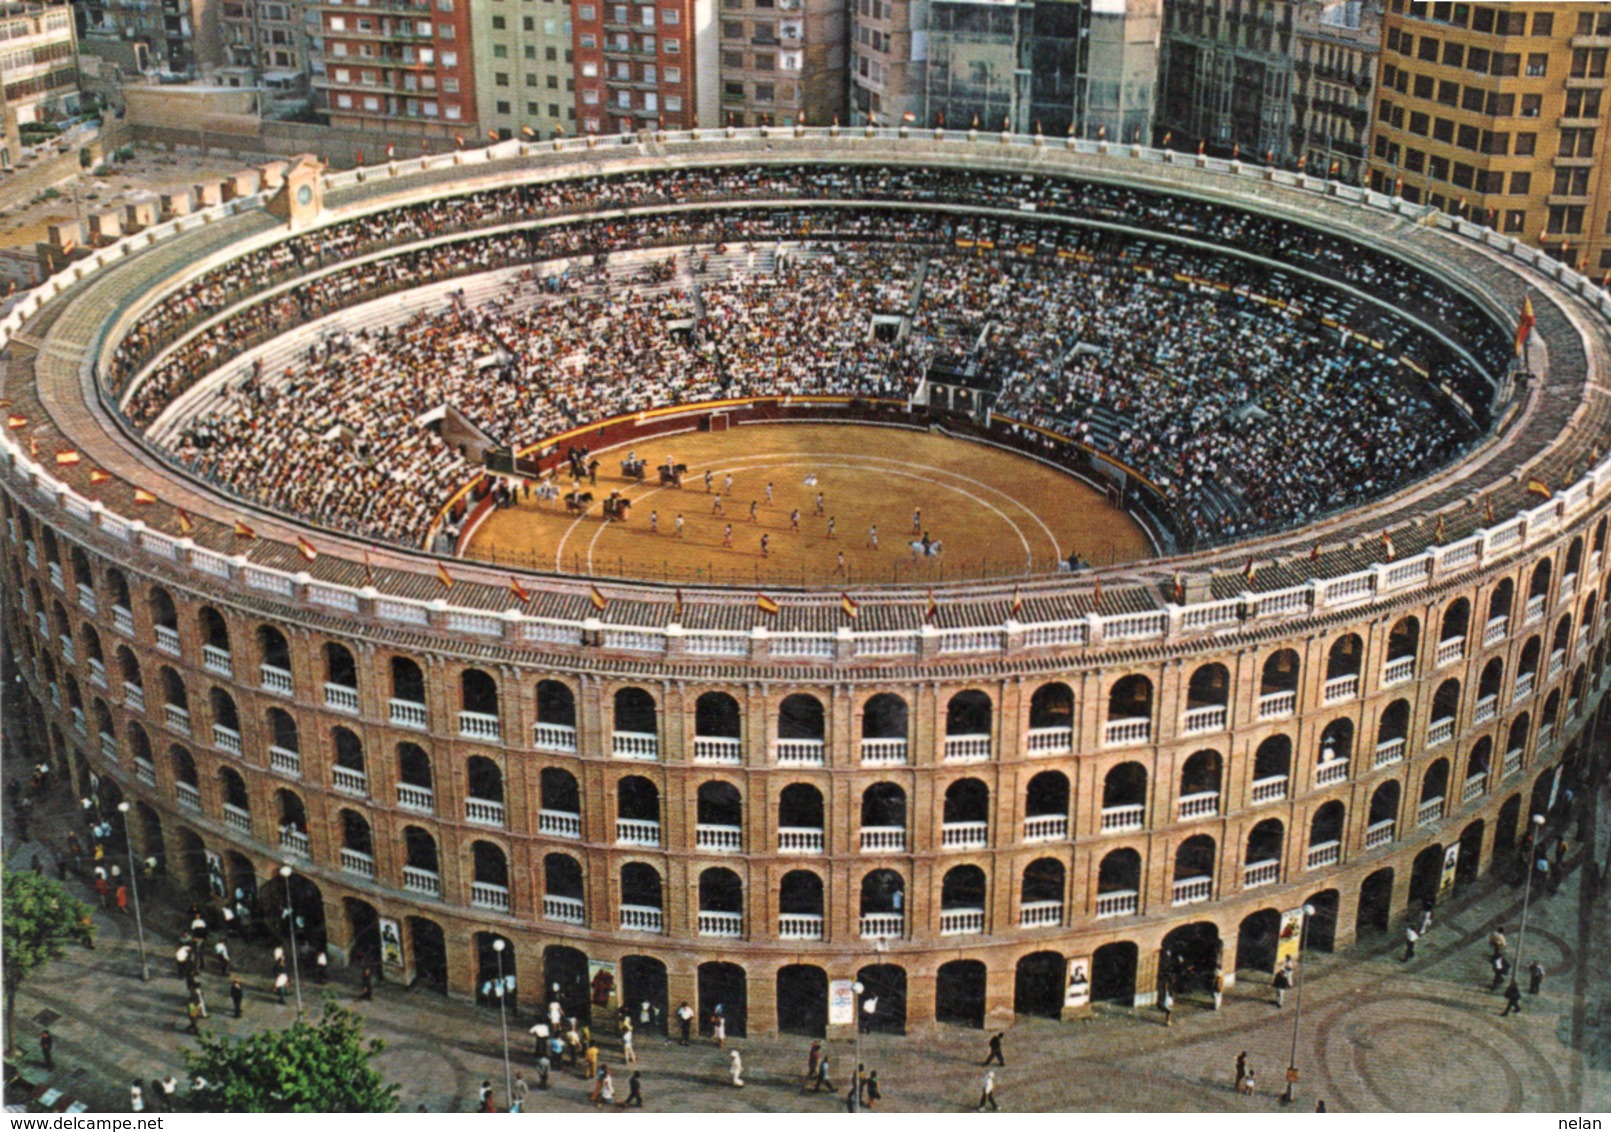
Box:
[850,980,865,1113]
[279,864,304,1015]
[115,802,149,981]
[1280,903,1316,1104]
[1511,813,1549,993]
[493,939,514,1112]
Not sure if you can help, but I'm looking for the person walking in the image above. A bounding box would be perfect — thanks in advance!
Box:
[478,1080,495,1112]
[1501,980,1523,1016]
[729,1050,745,1087]
[805,1040,822,1091]
[625,1070,644,1108]
[174,944,191,981]
[1490,953,1510,990]
[678,1001,694,1045]
[214,939,230,976]
[713,1011,727,1048]
[1528,960,1545,994]
[675,514,685,539]
[275,971,290,1005]
[360,966,375,1001]
[315,950,329,984]
[1161,982,1175,1026]
[600,1067,616,1106]
[1234,1051,1248,1093]
[1489,927,1508,959]
[39,1028,53,1070]
[1402,925,1419,961]
[1273,958,1294,1006]
[621,1023,637,1064]
[511,1072,529,1112]
[983,1031,1005,1066]
[230,977,244,1018]
[536,1054,551,1091]
[865,1070,882,1108]
[812,1053,833,1093]
[129,1082,145,1113]
[1418,897,1435,935]
[977,1069,1000,1111]
[159,1076,177,1111]
[186,998,202,1035]
[1212,970,1225,1011]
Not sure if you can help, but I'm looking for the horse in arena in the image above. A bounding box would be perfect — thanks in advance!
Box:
[908,540,943,558]
[602,495,633,522]
[659,463,688,487]
[621,457,647,481]
[565,491,594,515]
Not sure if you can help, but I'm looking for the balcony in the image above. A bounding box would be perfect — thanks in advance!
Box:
[616,818,661,846]
[1306,840,1342,869]
[939,907,985,936]
[22,540,34,567]
[1181,705,1226,735]
[1484,616,1509,647]
[859,737,908,765]
[340,847,375,879]
[1514,672,1536,701]
[1416,797,1444,826]
[397,782,433,813]
[1548,649,1566,680]
[619,904,665,933]
[1103,718,1151,747]
[696,823,742,851]
[88,658,106,689]
[1382,656,1416,686]
[778,826,824,853]
[613,730,658,760]
[1427,717,1455,747]
[100,732,117,761]
[324,683,359,714]
[1094,890,1139,918]
[112,605,134,636]
[164,703,191,736]
[943,733,991,761]
[202,645,231,677]
[1026,725,1074,754]
[332,765,368,797]
[1374,737,1406,768]
[213,724,242,755]
[47,562,62,591]
[1525,594,1546,624]
[155,625,181,657]
[389,698,428,730]
[1463,773,1488,803]
[70,706,85,734]
[77,583,97,615]
[402,866,441,897]
[465,797,505,827]
[1315,759,1350,786]
[1100,804,1144,832]
[1177,791,1219,820]
[176,781,202,812]
[1435,636,1466,667]
[1364,818,1395,849]
[775,738,826,766]
[123,681,144,713]
[260,664,293,696]
[1474,694,1498,723]
[1321,676,1359,705]
[527,806,582,840]
[471,882,511,912]
[698,910,743,938]
[859,912,902,939]
[269,746,301,777]
[458,711,500,743]
[1023,814,1068,842]
[544,895,586,925]
[860,826,905,853]
[1250,775,1288,804]
[941,821,988,849]
[223,804,253,835]
[1243,859,1280,888]
[1561,572,1577,597]
[534,722,578,753]
[276,826,308,858]
[1172,876,1213,905]
[59,637,75,666]
[1258,690,1296,719]
[779,913,824,939]
[135,758,157,788]
[694,736,742,764]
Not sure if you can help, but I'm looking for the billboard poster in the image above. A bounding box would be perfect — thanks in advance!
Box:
[1276,906,1306,965]
[1440,842,1461,894]
[588,958,619,1014]
[379,917,404,969]
[828,979,856,1025]
[1064,956,1091,1009]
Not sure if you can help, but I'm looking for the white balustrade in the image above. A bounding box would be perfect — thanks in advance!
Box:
[46,561,62,590]
[1382,656,1416,686]
[859,912,903,938]
[775,738,827,766]
[1018,899,1063,927]
[123,681,144,712]
[154,625,181,656]
[539,809,582,838]
[397,783,433,812]
[1436,636,1466,667]
[70,705,85,734]
[1172,876,1213,905]
[163,703,191,736]
[1315,759,1349,786]
[698,911,743,938]
[1427,717,1455,747]
[99,731,116,760]
[278,826,310,857]
[22,540,34,567]
[77,583,96,614]
[534,722,579,752]
[1514,671,1536,701]
[223,804,253,834]
[1250,775,1288,804]
[778,913,824,939]
[1243,859,1280,888]
[939,908,985,936]
[465,797,505,826]
[269,745,301,777]
[176,781,202,812]
[402,866,441,897]
[202,645,231,676]
[1484,616,1509,646]
[941,821,988,848]
[859,737,908,765]
[1562,572,1578,596]
[619,904,665,933]
[389,698,428,729]
[59,636,74,665]
[88,658,105,688]
[860,826,905,852]
[324,683,359,713]
[1525,594,1546,623]
[1364,818,1395,849]
[612,730,659,760]
[458,710,501,742]
[1373,737,1406,768]
[1026,725,1074,753]
[616,818,661,846]
[544,895,586,924]
[112,605,133,636]
[1022,814,1068,842]
[340,848,375,878]
[943,733,992,761]
[1462,773,1487,802]
[1094,890,1139,918]
[1306,841,1342,869]
[260,664,293,696]
[1103,717,1151,746]
[777,827,824,853]
[1416,797,1444,826]
[1473,694,1498,723]
[471,882,512,912]
[696,823,743,851]
[1100,804,1144,832]
[213,723,242,755]
[134,758,156,787]
[693,735,742,764]
[1181,705,1226,735]
[332,765,368,796]
[1258,690,1297,719]
[1548,649,1566,679]
[1177,791,1219,819]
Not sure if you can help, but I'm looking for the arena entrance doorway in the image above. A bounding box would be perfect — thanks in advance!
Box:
[1161,922,1221,995]
[776,964,828,1037]
[1235,910,1280,974]
[856,965,907,1034]
[343,898,381,969]
[1303,890,1340,952]
[544,945,591,1025]
[622,955,668,1034]
[1494,795,1523,874]
[1356,869,1395,935]
[1409,844,1444,911]
[1457,821,1485,886]
[1014,951,1066,1019]
[1090,942,1137,1006]
[407,917,448,993]
[935,960,987,1028]
[698,962,747,1038]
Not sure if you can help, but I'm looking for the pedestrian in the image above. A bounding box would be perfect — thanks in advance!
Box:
[316,950,329,984]
[835,550,846,575]
[1212,969,1225,1011]
[1490,953,1509,990]
[1489,927,1508,958]
[536,1054,551,1091]
[214,939,230,976]
[675,514,685,539]
[1528,960,1545,994]
[160,1075,177,1111]
[39,1028,53,1070]
[588,1068,605,1106]
[621,1024,636,1063]
[130,1081,145,1113]
[704,469,713,492]
[193,986,208,1019]
[230,977,244,1018]
[511,1072,528,1112]
[790,509,800,532]
[1161,982,1175,1026]
[805,1039,822,1090]
[983,1031,1005,1066]
[174,943,190,980]
[827,517,836,539]
[625,1070,643,1107]
[1273,958,1293,1006]
[115,884,128,914]
[649,511,658,534]
[1234,1051,1248,1093]
[584,1041,600,1081]
[1402,925,1418,960]
[724,473,733,495]
[748,500,758,523]
[722,522,732,548]
[865,1069,882,1107]
[600,1067,616,1106]
[867,524,878,549]
[478,1079,494,1112]
[1241,1068,1257,1096]
[729,1049,744,1087]
[1501,980,1523,1016]
[1419,897,1434,935]
[813,1053,833,1092]
[713,1011,726,1048]
[360,965,374,1000]
[275,971,290,1004]
[977,1069,1000,1111]
[186,998,202,1034]
[760,533,769,557]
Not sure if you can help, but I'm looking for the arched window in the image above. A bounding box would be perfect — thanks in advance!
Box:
[220,767,252,826]
[861,693,909,764]
[860,783,906,852]
[169,741,196,786]
[471,842,510,909]
[939,865,986,935]
[1104,675,1152,745]
[945,690,993,760]
[1384,616,1420,684]
[209,688,239,752]
[1518,637,1542,698]
[1528,559,1552,614]
[540,767,580,830]
[776,693,826,764]
[1418,759,1450,824]
[1252,735,1291,801]
[1428,679,1460,746]
[404,827,440,877]
[160,666,188,723]
[1244,819,1284,887]
[616,776,661,845]
[1477,658,1504,719]
[696,780,744,850]
[698,868,744,937]
[148,586,178,635]
[620,863,665,932]
[1323,635,1361,701]
[1464,737,1493,796]
[1028,682,1075,751]
[1375,700,1409,766]
[1318,718,1353,767]
[533,680,577,752]
[324,643,358,712]
[340,809,374,860]
[694,691,742,763]
[544,854,585,918]
[1564,538,1584,588]
[1439,598,1470,661]
[859,869,905,936]
[1506,712,1531,762]
[1024,771,1069,841]
[1100,762,1147,830]
[459,669,500,740]
[257,626,291,693]
[1183,663,1229,733]
[941,779,989,846]
[1095,849,1141,917]
[116,645,141,703]
[466,756,504,825]
[1487,578,1514,638]
[1019,858,1065,926]
[1172,835,1215,904]
[613,687,658,758]
[81,622,102,673]
[397,743,433,811]
[390,657,426,722]
[1308,801,1345,869]
[779,870,824,937]
[69,545,92,596]
[106,568,131,614]
[1263,647,1303,715]
[1367,780,1401,844]
[1179,750,1222,818]
[777,783,824,852]
[198,607,230,668]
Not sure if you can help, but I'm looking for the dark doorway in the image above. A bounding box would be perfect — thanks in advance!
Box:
[1356,868,1395,935]
[1409,844,1443,910]
[260,870,327,953]
[344,898,381,969]
[622,955,668,1033]
[1457,821,1485,885]
[776,964,828,1037]
[1014,951,1065,1018]
[935,959,987,1028]
[856,964,907,1034]
[1494,794,1522,873]
[1161,922,1221,995]
[698,962,747,1038]
[407,916,448,992]
[1303,890,1340,953]
[1090,941,1137,1006]
[1235,909,1281,974]
[544,945,591,1025]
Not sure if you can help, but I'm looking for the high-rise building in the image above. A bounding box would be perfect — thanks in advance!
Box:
[1367,0,1611,271]
[1157,0,1300,158]
[570,0,717,134]
[717,0,846,127]
[0,0,79,166]
[471,0,574,139]
[1291,0,1379,183]
[217,0,311,113]
[312,0,477,130]
[848,0,923,124]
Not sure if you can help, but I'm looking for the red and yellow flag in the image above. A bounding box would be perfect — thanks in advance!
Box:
[840,592,860,620]
[90,468,113,486]
[436,562,455,590]
[7,413,30,430]
[296,536,318,563]
[756,592,780,616]
[1009,587,1023,618]
[1484,495,1496,525]
[1243,558,1258,584]
[589,584,608,612]
[54,449,79,466]
[363,549,375,588]
[1526,477,1551,499]
[233,519,256,540]
[924,588,939,624]
[132,487,157,504]
[1515,295,1535,357]
[1380,532,1395,561]
[673,588,684,621]
[176,508,194,535]
[509,575,531,604]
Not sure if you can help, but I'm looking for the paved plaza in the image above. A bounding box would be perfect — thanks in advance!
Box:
[5,741,1608,1113]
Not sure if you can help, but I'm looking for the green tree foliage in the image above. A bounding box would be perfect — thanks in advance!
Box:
[182,1000,400,1112]
[2,868,94,1056]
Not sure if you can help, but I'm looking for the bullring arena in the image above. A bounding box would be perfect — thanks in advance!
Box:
[4,127,1610,1040]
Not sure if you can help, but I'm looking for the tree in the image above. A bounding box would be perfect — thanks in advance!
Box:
[2,868,94,1056]
[182,1000,400,1112]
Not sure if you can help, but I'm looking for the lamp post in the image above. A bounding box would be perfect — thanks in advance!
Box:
[279,864,303,1015]
[1511,813,1549,993]
[850,979,865,1113]
[114,802,149,981]
[1280,903,1316,1104]
[493,939,514,1111]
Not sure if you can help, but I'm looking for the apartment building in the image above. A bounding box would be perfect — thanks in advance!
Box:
[1367,0,1611,269]
[718,0,845,127]
[472,0,573,138]
[313,0,477,129]
[218,0,310,110]
[570,0,716,133]
[1157,0,1299,158]
[0,0,78,164]
[848,0,922,124]
[1291,0,1379,182]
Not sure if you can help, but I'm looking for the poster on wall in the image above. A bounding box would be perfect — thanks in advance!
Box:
[1440,843,1461,894]
[1275,906,1307,965]
[1064,956,1091,1009]
[828,979,856,1025]
[379,918,404,969]
[588,958,619,1014]
[203,850,226,899]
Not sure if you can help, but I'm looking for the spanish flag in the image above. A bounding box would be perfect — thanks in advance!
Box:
[757,592,780,616]
[589,584,608,612]
[924,588,938,624]
[436,562,455,590]
[233,519,256,540]
[90,468,113,486]
[1380,532,1395,561]
[509,575,531,604]
[1515,295,1535,357]
[1172,575,1184,604]
[1009,587,1023,618]
[7,413,26,429]
[363,549,375,588]
[1435,514,1446,543]
[176,508,194,535]
[1091,576,1103,610]
[296,536,318,564]
[1527,477,1551,499]
[840,592,859,620]
[54,449,79,466]
[1310,541,1322,562]
[1244,558,1258,584]
[1484,495,1496,525]
[132,487,157,505]
[673,588,684,621]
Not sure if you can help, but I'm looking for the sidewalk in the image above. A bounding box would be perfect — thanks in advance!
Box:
[5,749,1607,1112]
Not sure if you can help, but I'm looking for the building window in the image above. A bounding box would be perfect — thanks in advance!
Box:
[1514,132,1536,156]
[446,103,462,119]
[580,32,595,46]
[662,7,678,22]
[1560,128,1597,158]
[579,4,595,18]
[1404,148,1425,173]
[1409,110,1429,135]
[493,44,508,57]
[1554,168,1591,197]
[664,65,680,82]
[1531,11,1552,36]
[664,37,678,52]
[1524,53,1547,77]
[1436,79,1458,106]
[442,76,459,91]
[547,74,558,87]
[1503,210,1524,234]
[1455,123,1478,150]
[526,73,537,85]
[336,92,353,107]
[524,15,534,28]
[1452,162,1473,189]
[755,82,773,100]
[1442,41,1463,67]
[1432,117,1453,142]
[1480,131,1508,155]
[754,52,774,70]
[525,44,536,58]
[495,71,509,85]
[441,50,457,66]
[1417,36,1438,62]
[722,20,742,37]
[1547,205,1585,235]
[496,99,511,113]
[665,94,681,111]
[492,14,505,27]
[581,61,597,76]
[1428,154,1449,182]
[723,50,743,68]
